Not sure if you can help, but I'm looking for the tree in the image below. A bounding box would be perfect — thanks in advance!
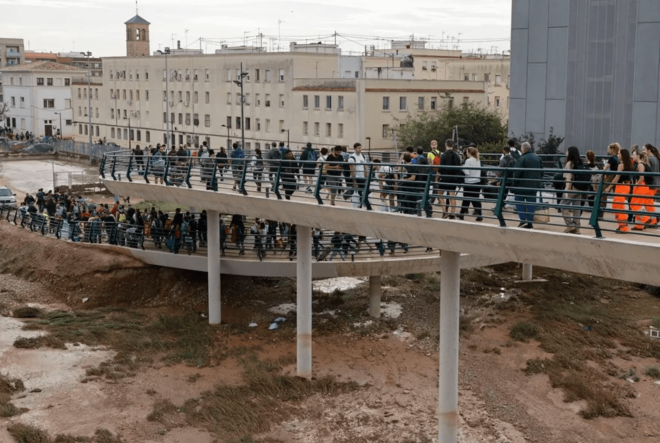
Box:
[395,101,508,150]
[0,102,8,125]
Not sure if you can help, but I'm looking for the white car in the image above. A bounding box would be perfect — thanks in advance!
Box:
[0,186,17,208]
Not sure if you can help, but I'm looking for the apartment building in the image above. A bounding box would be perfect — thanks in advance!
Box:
[0,38,25,105]
[1,61,83,137]
[72,50,487,151]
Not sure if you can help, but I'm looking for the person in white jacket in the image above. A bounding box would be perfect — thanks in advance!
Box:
[459,147,484,221]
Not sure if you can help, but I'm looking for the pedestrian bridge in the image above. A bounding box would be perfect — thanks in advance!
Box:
[98,152,660,443]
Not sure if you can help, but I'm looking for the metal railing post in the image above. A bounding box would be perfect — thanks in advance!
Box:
[589,172,605,238]
[273,162,283,200]
[143,156,151,184]
[126,156,133,182]
[163,158,172,186]
[494,169,509,227]
[361,163,374,210]
[421,166,434,218]
[210,161,218,191]
[110,155,118,181]
[239,158,248,195]
[313,165,324,205]
[185,158,193,189]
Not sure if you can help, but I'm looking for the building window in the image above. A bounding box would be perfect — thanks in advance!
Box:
[464,74,469,81]
[205,92,210,104]
[111,128,115,138]
[111,109,115,119]
[265,119,270,132]
[326,123,331,137]
[255,69,260,81]
[77,88,81,98]
[145,90,149,101]
[314,122,320,136]
[245,117,251,130]
[418,97,424,110]
[303,95,308,109]
[130,90,133,100]
[278,68,284,82]
[145,71,149,80]
[325,96,332,110]
[226,92,232,104]
[235,116,241,129]
[163,112,167,123]
[314,95,320,109]
[382,124,390,138]
[178,113,183,125]
[245,93,251,105]
[64,78,70,86]
[303,121,308,135]
[226,116,231,128]
[484,73,490,82]
[256,118,261,131]
[205,114,211,127]
[256,93,261,106]
[194,91,198,103]
[265,94,271,107]
[495,74,501,85]
[279,94,284,107]
[495,96,501,108]
[186,113,191,125]
[338,123,344,138]
[124,128,128,139]
[79,124,83,134]
[399,96,407,111]
[383,96,390,111]
[205,69,210,81]
[226,69,232,82]
[136,130,141,141]
[279,120,284,132]
[431,97,437,110]
[95,88,99,99]
[10,97,15,107]
[472,73,478,81]
[110,70,114,79]
[146,131,150,142]
[84,125,88,136]
[47,78,53,86]
[95,108,99,118]
[338,96,344,110]
[42,99,54,108]
[265,69,271,82]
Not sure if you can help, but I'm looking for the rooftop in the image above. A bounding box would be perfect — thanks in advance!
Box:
[124,14,150,25]
[0,60,85,72]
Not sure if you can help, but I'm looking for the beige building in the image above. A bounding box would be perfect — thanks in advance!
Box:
[70,18,502,151]
[0,38,25,106]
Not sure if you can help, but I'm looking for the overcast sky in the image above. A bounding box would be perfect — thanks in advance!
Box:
[1,0,512,57]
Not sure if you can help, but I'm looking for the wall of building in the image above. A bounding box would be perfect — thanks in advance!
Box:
[509,0,660,154]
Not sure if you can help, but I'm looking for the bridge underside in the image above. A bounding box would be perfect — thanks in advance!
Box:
[105,180,660,287]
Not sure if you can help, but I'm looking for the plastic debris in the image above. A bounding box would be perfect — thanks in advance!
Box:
[583,326,593,331]
[274,317,286,323]
[82,298,89,303]
[268,323,279,330]
[249,323,258,328]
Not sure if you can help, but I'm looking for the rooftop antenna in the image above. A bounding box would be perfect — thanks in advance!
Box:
[185,29,189,48]
[136,0,138,15]
[278,18,285,51]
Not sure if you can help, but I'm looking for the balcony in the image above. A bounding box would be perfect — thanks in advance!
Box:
[6,50,21,58]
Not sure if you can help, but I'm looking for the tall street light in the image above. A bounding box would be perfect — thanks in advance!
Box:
[157,48,171,148]
[81,51,92,163]
[54,112,62,139]
[233,63,248,151]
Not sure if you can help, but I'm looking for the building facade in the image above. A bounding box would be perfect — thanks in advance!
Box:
[1,61,83,137]
[509,0,660,154]
[72,50,488,151]
[0,38,25,107]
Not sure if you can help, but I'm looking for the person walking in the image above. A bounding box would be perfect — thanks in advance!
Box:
[281,149,299,200]
[643,143,660,226]
[324,146,345,206]
[561,146,589,234]
[216,147,228,182]
[511,142,544,229]
[604,148,634,233]
[438,140,462,218]
[251,148,264,192]
[599,143,620,220]
[459,147,483,221]
[348,143,368,207]
[631,151,656,231]
[299,142,318,193]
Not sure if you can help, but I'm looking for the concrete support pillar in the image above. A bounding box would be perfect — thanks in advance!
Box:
[296,225,312,378]
[207,210,221,325]
[522,263,533,281]
[439,250,460,443]
[368,275,381,318]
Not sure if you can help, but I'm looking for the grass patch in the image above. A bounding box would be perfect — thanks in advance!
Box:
[509,321,541,342]
[645,366,660,378]
[148,352,361,438]
[0,374,27,418]
[652,318,660,329]
[13,309,222,382]
[13,307,43,318]
[7,423,125,443]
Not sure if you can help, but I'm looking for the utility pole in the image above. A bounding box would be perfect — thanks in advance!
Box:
[233,63,247,151]
[157,48,171,148]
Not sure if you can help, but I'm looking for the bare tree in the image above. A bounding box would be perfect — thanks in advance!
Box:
[0,102,8,127]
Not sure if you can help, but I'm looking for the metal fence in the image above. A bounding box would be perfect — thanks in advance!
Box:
[0,138,121,161]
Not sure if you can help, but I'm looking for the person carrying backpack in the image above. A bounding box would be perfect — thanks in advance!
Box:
[561,146,590,234]
[251,148,265,192]
[299,142,318,193]
[230,142,245,191]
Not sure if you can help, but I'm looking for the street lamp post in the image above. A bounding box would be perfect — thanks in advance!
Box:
[81,51,93,163]
[233,63,248,151]
[54,112,62,140]
[157,48,171,149]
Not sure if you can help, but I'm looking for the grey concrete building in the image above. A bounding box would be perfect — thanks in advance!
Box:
[509,0,660,154]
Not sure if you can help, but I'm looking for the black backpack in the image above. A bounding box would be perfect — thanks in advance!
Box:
[572,163,592,191]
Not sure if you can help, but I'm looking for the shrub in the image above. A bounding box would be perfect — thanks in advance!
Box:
[509,321,542,342]
[645,366,660,379]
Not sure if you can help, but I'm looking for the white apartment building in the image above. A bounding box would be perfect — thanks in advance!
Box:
[1,61,83,137]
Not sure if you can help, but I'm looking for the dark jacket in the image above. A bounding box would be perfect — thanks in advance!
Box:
[511,151,544,195]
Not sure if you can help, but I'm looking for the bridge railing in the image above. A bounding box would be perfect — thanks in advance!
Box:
[100,152,660,239]
[0,204,432,260]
